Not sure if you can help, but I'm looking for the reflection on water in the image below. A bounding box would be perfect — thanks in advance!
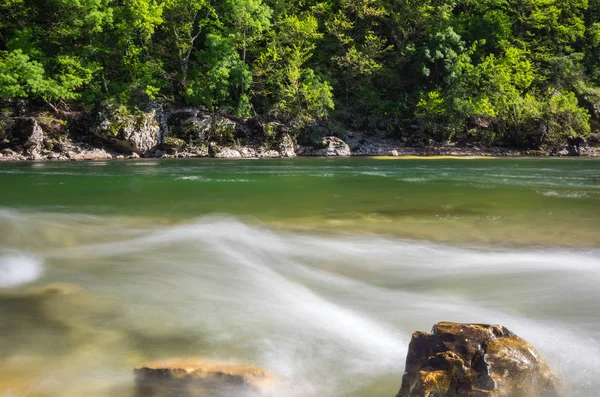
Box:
[1,212,599,397]
[0,158,599,247]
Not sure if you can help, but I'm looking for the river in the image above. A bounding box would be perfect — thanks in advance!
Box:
[0,157,599,396]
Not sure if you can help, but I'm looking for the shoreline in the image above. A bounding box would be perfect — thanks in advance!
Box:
[1,144,599,162]
[2,109,599,162]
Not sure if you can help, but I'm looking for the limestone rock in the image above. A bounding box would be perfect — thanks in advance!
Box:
[0,148,26,161]
[238,147,258,158]
[278,133,296,157]
[315,136,351,156]
[134,357,275,396]
[92,105,160,154]
[68,148,112,161]
[12,117,44,155]
[168,109,212,142]
[396,322,560,397]
[298,136,351,156]
[258,149,281,158]
[213,146,242,158]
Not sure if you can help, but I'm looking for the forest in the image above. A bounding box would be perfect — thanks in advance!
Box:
[1,0,599,148]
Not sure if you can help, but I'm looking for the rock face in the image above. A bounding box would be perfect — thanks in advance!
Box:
[12,117,44,155]
[277,133,296,157]
[397,322,560,397]
[134,358,274,397]
[92,105,160,155]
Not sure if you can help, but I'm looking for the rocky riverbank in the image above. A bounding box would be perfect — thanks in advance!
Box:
[1,105,599,162]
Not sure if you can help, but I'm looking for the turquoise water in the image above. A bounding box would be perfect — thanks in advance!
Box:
[0,158,599,396]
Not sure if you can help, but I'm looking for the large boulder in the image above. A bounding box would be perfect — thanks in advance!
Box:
[298,136,351,156]
[316,136,351,156]
[92,105,160,155]
[11,117,44,155]
[214,147,242,158]
[262,122,296,157]
[277,133,296,157]
[396,322,560,397]
[134,357,275,397]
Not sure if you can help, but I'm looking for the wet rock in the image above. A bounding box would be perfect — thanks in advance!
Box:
[134,358,275,397]
[129,152,140,159]
[396,322,560,397]
[27,283,84,297]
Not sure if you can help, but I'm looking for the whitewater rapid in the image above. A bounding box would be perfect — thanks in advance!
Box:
[0,209,599,396]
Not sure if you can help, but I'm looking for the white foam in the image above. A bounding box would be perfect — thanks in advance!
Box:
[399,177,427,182]
[3,212,600,396]
[175,176,250,182]
[0,251,43,288]
[176,175,205,180]
[540,190,589,198]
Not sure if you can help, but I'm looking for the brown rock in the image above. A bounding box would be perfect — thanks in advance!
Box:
[396,322,560,397]
[134,357,275,397]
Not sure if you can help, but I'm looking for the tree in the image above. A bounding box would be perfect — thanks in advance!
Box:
[186,34,252,118]
[223,0,272,62]
[0,50,94,110]
[162,0,218,89]
[255,14,334,125]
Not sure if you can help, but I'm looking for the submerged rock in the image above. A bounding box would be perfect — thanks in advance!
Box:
[27,283,84,297]
[134,358,274,396]
[396,322,560,397]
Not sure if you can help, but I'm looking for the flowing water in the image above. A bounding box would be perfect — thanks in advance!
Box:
[0,157,599,397]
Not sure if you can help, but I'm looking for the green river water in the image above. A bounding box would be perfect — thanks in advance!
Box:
[0,157,599,397]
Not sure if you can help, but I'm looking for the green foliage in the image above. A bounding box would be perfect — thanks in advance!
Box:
[0,0,598,146]
[186,34,252,117]
[163,136,187,149]
[0,50,93,103]
[255,14,334,125]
